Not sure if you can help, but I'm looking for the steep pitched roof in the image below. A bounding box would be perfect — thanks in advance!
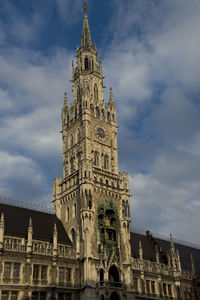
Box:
[130,231,200,275]
[0,202,71,245]
[155,237,200,275]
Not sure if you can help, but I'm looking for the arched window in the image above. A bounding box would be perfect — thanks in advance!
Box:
[122,200,126,217]
[88,199,92,209]
[96,106,100,118]
[102,109,105,119]
[90,104,94,115]
[77,128,81,142]
[109,265,120,282]
[126,201,129,217]
[107,111,111,123]
[66,207,70,222]
[104,155,109,170]
[71,228,76,249]
[70,157,74,173]
[85,57,89,70]
[70,134,74,147]
[94,151,99,167]
[110,292,120,300]
[100,269,104,282]
[73,203,77,218]
[94,84,98,103]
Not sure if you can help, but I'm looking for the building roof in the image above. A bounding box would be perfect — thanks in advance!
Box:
[0,202,71,245]
[130,231,200,275]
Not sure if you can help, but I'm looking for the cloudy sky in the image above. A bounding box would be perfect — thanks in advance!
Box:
[0,0,200,244]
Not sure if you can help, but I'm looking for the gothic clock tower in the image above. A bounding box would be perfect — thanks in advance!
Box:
[53,3,132,298]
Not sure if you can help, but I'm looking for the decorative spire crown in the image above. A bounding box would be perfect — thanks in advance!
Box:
[81,2,92,48]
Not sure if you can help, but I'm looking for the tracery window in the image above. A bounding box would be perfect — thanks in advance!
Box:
[70,134,74,147]
[94,84,98,103]
[70,157,74,173]
[77,128,81,142]
[94,151,99,167]
[90,104,94,115]
[104,155,109,170]
[71,228,76,249]
[96,106,100,118]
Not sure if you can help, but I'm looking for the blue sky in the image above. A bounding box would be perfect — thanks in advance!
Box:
[0,0,200,244]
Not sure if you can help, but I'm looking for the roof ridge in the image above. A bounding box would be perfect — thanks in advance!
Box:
[132,228,200,250]
[0,196,54,214]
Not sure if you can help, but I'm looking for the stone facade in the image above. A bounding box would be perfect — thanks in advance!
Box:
[0,3,200,300]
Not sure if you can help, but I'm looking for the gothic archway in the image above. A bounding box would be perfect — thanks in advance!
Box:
[109,265,120,282]
[110,292,120,300]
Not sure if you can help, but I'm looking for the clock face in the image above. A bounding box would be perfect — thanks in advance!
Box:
[95,124,108,142]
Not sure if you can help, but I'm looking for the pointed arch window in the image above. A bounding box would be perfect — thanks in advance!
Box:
[70,157,74,173]
[85,57,89,70]
[71,228,76,249]
[94,151,99,167]
[94,84,98,103]
[77,128,81,142]
[96,106,100,118]
[66,207,70,222]
[107,111,111,123]
[73,203,77,218]
[90,104,94,115]
[70,134,74,147]
[104,155,109,170]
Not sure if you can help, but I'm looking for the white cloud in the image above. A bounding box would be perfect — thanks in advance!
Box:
[103,0,200,243]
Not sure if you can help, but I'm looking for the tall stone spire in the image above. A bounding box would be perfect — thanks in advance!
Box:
[81,3,92,48]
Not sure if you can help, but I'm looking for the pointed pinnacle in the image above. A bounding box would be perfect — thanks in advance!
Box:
[83,2,87,14]
[170,233,174,248]
[0,212,4,223]
[109,87,114,103]
[81,2,92,48]
[64,92,68,107]
[29,217,32,227]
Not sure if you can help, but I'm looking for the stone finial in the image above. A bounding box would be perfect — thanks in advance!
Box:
[167,253,171,266]
[170,233,175,251]
[156,245,160,264]
[190,253,195,275]
[109,87,114,103]
[0,212,4,249]
[0,212,4,227]
[27,218,33,253]
[64,92,68,107]
[139,241,143,260]
[176,249,182,272]
[29,217,32,228]
[83,2,87,14]
[53,223,58,256]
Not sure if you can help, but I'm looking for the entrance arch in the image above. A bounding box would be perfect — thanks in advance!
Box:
[108,265,120,282]
[110,292,120,300]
